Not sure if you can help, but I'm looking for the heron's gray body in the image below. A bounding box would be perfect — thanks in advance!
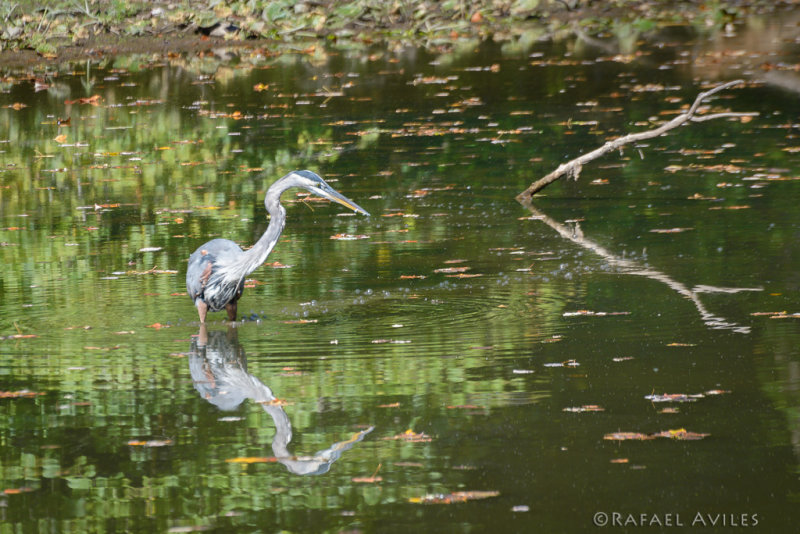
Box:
[186,239,246,313]
[185,170,367,323]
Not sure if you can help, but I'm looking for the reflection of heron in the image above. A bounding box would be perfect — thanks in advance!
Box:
[186,170,370,323]
[190,325,373,475]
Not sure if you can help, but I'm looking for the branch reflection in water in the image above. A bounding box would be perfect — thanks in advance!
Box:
[522,204,761,334]
[189,325,373,475]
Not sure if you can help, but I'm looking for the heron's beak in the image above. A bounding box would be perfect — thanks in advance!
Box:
[313,185,370,216]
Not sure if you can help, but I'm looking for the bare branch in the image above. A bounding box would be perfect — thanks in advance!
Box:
[516,80,755,204]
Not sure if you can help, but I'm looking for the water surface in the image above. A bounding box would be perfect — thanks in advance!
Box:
[1,17,800,533]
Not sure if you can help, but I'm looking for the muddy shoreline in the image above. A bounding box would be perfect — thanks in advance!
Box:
[1,1,795,71]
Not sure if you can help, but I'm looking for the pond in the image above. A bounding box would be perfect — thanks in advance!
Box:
[1,15,800,534]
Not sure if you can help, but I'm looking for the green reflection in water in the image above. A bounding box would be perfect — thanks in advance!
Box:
[1,23,800,533]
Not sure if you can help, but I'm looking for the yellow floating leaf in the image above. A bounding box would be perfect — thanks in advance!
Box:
[225,457,278,464]
[53,134,67,143]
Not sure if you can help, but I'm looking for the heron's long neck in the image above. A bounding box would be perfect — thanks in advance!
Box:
[226,199,286,282]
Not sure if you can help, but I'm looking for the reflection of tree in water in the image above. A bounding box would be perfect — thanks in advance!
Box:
[189,326,373,475]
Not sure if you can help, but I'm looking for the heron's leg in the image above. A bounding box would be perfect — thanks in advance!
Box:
[225,301,238,322]
[197,300,208,323]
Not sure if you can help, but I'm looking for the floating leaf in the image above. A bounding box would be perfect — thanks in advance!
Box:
[225,457,278,464]
[563,310,630,317]
[604,432,654,441]
[330,233,369,240]
[646,389,729,404]
[3,486,34,494]
[645,393,702,403]
[651,428,709,440]
[409,490,499,504]
[543,359,580,368]
[65,95,101,105]
[381,429,432,442]
[649,227,694,234]
[563,405,604,413]
[127,439,173,447]
[0,390,45,399]
[53,134,67,143]
[434,266,470,273]
[604,428,709,441]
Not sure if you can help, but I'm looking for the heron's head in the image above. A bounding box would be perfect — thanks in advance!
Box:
[288,170,370,216]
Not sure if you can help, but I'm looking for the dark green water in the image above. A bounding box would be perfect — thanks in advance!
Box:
[1,20,800,533]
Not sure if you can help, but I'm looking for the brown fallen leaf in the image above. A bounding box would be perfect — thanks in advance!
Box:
[409,490,499,504]
[604,428,709,441]
[434,266,469,273]
[0,390,46,399]
[381,429,432,442]
[3,487,34,494]
[604,432,654,441]
[651,428,709,440]
[65,95,101,105]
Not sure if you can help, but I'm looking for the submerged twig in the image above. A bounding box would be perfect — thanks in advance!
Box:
[516,79,756,203]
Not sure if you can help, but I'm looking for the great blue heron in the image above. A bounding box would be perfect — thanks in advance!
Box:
[186,170,369,323]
